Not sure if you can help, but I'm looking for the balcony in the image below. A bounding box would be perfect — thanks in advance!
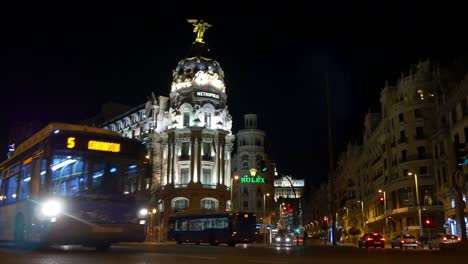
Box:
[398,137,408,144]
[398,154,432,164]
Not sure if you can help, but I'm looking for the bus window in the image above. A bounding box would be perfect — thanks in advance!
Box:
[0,177,4,204]
[124,165,139,194]
[40,159,47,190]
[176,220,188,231]
[91,162,105,190]
[203,218,214,229]
[19,163,32,200]
[50,156,89,196]
[190,219,203,231]
[214,217,228,229]
[6,175,18,204]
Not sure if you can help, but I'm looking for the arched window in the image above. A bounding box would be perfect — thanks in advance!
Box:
[242,155,249,169]
[201,198,218,210]
[172,197,189,212]
[158,199,164,213]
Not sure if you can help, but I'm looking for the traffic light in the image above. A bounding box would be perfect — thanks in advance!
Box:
[455,142,467,167]
[295,227,300,234]
[322,216,328,230]
[258,160,267,172]
[424,218,433,228]
[379,196,384,204]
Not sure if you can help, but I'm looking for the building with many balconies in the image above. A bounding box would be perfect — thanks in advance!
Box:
[307,59,468,241]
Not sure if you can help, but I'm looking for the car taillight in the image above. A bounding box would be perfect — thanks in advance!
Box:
[443,237,447,241]
[367,237,373,241]
[457,237,461,241]
[381,238,385,241]
[401,240,405,244]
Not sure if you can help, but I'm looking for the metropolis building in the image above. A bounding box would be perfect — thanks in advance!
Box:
[90,23,235,239]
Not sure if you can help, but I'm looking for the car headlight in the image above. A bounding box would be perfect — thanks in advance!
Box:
[139,208,148,217]
[275,237,281,242]
[41,200,62,217]
[285,237,291,242]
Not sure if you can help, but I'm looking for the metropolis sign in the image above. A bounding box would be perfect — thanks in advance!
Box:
[195,91,220,100]
[240,168,265,184]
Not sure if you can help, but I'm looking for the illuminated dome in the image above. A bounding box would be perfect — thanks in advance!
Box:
[171,43,225,92]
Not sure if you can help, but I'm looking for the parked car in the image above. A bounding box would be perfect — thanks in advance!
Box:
[273,235,294,247]
[358,233,385,248]
[427,234,461,250]
[390,234,419,249]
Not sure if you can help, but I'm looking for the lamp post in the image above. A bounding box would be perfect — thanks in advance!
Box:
[344,207,349,232]
[358,200,365,233]
[378,190,388,238]
[264,193,270,244]
[151,208,157,242]
[408,172,423,241]
[230,175,239,211]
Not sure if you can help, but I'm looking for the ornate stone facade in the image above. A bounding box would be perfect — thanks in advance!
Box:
[306,60,468,240]
[95,41,235,240]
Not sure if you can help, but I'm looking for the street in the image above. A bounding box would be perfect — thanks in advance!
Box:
[0,240,466,264]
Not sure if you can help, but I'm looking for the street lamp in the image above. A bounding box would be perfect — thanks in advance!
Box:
[230,175,239,211]
[408,172,423,241]
[378,190,388,238]
[264,193,270,244]
[358,200,365,233]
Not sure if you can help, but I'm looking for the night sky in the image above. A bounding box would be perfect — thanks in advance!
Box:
[1,1,467,187]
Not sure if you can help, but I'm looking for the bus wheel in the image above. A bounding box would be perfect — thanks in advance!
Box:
[96,243,111,252]
[14,214,26,249]
[228,242,236,247]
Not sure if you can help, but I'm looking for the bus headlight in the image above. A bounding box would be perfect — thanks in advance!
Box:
[138,208,148,217]
[41,200,62,217]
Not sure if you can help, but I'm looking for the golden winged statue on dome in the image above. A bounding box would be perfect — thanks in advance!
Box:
[187,19,212,44]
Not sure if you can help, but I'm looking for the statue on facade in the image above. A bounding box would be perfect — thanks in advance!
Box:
[187,19,212,44]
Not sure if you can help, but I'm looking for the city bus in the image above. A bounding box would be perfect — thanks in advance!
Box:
[0,123,150,251]
[168,211,257,246]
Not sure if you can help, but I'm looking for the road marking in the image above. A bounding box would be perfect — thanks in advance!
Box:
[248,260,288,264]
[143,252,216,260]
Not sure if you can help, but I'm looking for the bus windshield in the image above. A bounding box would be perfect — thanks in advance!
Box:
[49,152,144,199]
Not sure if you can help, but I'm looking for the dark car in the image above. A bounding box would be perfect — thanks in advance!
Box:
[273,235,294,247]
[390,234,419,249]
[358,233,385,248]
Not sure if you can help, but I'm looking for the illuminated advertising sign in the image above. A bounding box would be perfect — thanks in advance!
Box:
[240,168,265,184]
[240,176,265,183]
[195,91,220,99]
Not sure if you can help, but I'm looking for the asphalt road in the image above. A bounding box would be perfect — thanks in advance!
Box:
[0,240,466,264]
